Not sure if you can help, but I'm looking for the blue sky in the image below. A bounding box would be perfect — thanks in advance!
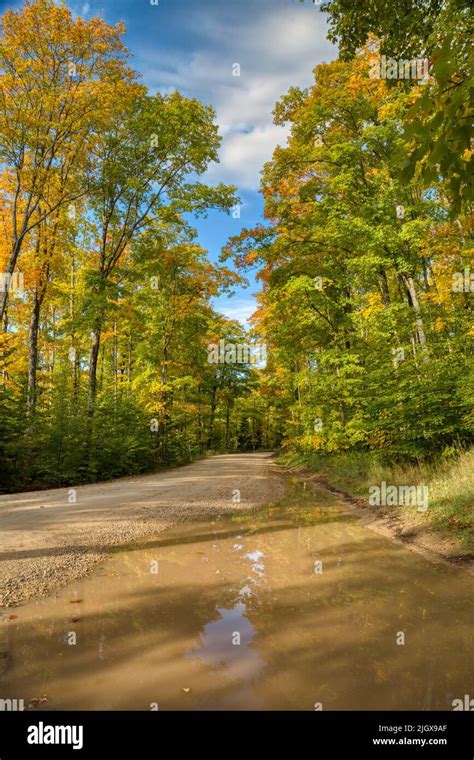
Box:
[0,0,336,325]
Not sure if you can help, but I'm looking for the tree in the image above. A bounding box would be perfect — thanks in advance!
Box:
[224,52,473,461]
[311,0,473,211]
[84,91,236,424]
[0,0,139,322]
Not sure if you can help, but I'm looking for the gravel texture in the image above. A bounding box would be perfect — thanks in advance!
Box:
[0,453,286,608]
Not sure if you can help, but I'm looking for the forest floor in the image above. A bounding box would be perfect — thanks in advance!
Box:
[0,453,286,608]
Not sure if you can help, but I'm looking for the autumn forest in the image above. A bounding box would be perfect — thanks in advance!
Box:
[0,0,472,522]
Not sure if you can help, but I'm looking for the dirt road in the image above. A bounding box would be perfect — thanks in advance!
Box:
[0,469,472,710]
[0,453,285,607]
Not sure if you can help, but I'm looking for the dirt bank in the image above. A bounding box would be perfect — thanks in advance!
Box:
[281,464,474,574]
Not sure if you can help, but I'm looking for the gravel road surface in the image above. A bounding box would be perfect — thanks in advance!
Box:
[0,453,285,607]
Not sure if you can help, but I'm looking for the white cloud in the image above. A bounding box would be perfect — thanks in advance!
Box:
[137,5,336,190]
[130,3,337,327]
[207,123,290,189]
[213,297,257,328]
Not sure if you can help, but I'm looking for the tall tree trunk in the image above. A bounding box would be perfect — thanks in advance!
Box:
[113,320,118,413]
[157,359,168,461]
[126,332,132,399]
[197,389,204,453]
[0,238,24,322]
[85,321,102,468]
[69,256,80,405]
[225,398,231,451]
[27,291,41,419]
[403,274,429,359]
[27,225,49,418]
[378,267,391,307]
[88,323,102,411]
[206,381,218,450]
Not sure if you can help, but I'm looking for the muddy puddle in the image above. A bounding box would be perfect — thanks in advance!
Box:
[0,480,472,710]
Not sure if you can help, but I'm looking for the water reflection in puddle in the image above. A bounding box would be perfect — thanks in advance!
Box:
[0,480,472,710]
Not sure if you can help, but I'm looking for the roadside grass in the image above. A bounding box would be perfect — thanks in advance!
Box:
[277,448,474,550]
